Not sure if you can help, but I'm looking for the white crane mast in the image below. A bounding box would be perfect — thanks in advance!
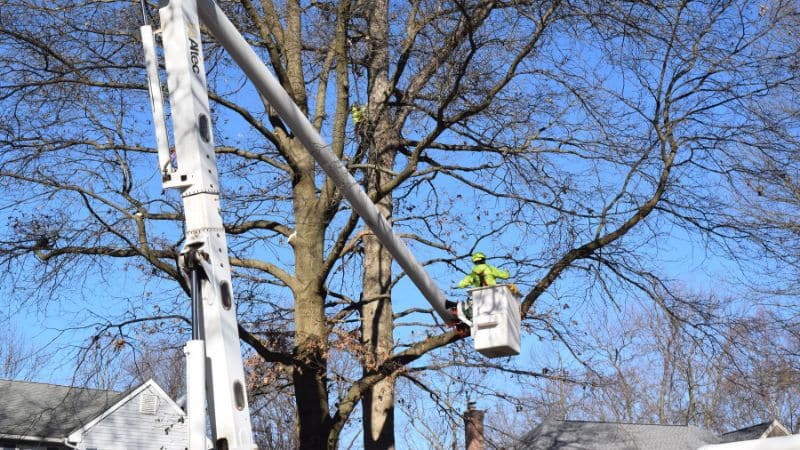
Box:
[141,0,254,447]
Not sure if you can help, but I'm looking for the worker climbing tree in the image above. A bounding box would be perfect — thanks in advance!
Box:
[351,103,367,142]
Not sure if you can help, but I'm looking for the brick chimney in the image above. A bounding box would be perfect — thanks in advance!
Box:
[464,402,485,450]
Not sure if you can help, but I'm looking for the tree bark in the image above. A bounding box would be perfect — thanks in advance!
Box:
[361,217,395,449]
[360,0,398,445]
[360,106,398,450]
[291,140,332,448]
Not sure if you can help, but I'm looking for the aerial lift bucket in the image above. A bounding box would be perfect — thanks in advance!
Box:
[459,285,521,358]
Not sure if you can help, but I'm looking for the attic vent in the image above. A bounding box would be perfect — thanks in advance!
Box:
[140,392,160,415]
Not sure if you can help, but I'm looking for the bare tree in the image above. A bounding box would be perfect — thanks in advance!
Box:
[124,337,186,398]
[1,324,47,380]
[2,0,800,448]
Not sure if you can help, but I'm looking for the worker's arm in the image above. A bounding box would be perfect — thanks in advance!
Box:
[491,266,510,280]
[457,273,476,288]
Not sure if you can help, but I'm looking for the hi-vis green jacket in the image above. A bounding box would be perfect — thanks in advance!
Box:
[457,263,510,288]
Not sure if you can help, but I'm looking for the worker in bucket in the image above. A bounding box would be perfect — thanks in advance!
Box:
[457,251,510,288]
[449,252,512,324]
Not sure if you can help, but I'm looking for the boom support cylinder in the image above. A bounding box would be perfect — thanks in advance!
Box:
[190,265,203,340]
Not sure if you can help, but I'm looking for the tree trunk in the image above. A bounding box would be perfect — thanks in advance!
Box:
[360,0,396,446]
[361,199,395,449]
[292,146,332,449]
[360,118,397,449]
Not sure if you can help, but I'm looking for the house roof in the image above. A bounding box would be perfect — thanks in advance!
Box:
[0,379,127,441]
[719,420,790,443]
[516,419,721,450]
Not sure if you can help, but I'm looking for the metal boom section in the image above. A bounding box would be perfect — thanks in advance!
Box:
[141,0,254,447]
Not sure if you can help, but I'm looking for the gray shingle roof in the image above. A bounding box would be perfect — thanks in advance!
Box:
[719,420,788,443]
[516,419,721,450]
[719,421,772,443]
[0,379,127,439]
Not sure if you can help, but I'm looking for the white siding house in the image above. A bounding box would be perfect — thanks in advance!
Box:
[66,380,188,450]
[0,379,188,450]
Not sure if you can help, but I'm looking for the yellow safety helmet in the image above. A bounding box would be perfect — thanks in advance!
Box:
[471,252,486,263]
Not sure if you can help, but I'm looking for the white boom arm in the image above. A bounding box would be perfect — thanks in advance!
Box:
[140,0,255,447]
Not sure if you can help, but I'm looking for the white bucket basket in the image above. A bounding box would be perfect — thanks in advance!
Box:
[467,285,521,358]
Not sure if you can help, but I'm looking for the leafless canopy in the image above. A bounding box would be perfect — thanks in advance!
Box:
[2,0,800,447]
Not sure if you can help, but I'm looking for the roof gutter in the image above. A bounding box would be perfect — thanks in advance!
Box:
[0,433,64,444]
[698,435,800,450]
